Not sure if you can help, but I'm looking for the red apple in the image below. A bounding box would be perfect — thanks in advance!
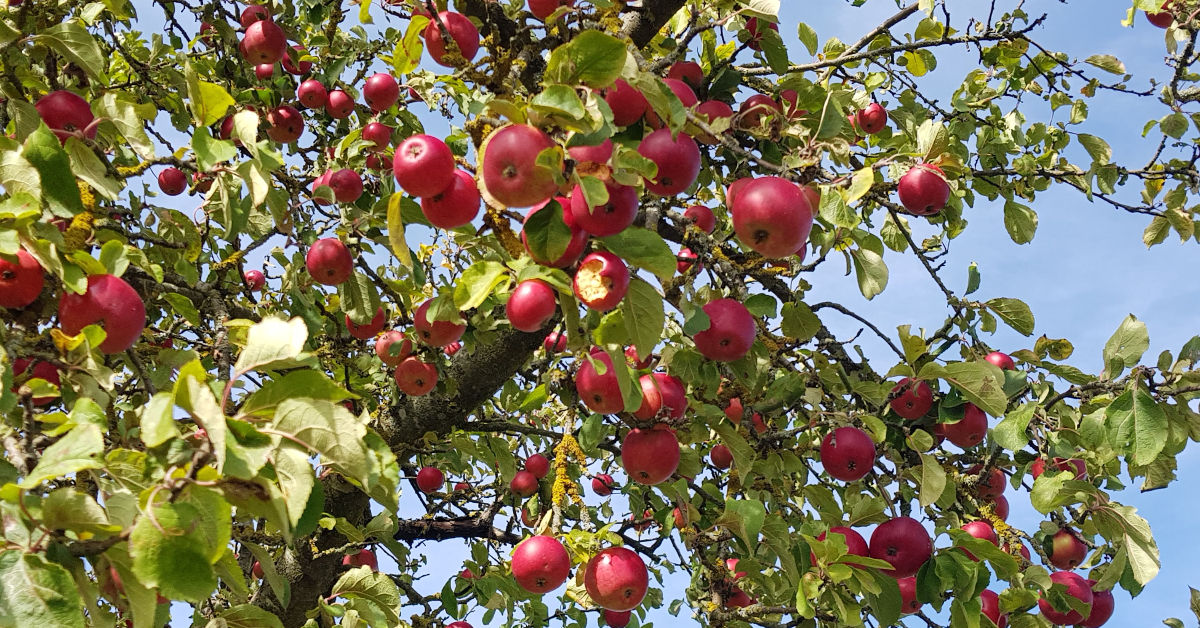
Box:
[980,589,1008,628]
[745,17,778,51]
[240,20,286,64]
[637,127,701,196]
[853,103,888,135]
[244,269,266,291]
[602,609,631,628]
[1079,580,1114,628]
[341,549,378,571]
[812,526,869,566]
[1047,529,1087,570]
[423,11,481,66]
[625,346,654,370]
[966,465,1007,500]
[737,93,782,129]
[1147,1,1174,28]
[584,546,648,611]
[528,0,575,20]
[691,298,756,362]
[375,330,412,366]
[897,163,950,216]
[682,204,716,233]
[621,424,680,485]
[591,473,614,496]
[940,403,987,448]
[1031,457,1088,480]
[413,299,466,347]
[510,470,539,498]
[710,444,732,469]
[604,79,649,127]
[521,197,588,268]
[11,359,60,406]
[157,167,187,196]
[573,251,630,312]
[677,247,699,274]
[985,351,1016,370]
[567,138,613,166]
[59,274,146,353]
[446,623,472,628]
[415,466,444,493]
[0,249,44,308]
[1003,541,1032,562]
[991,494,1010,521]
[395,356,438,396]
[442,341,462,356]
[361,122,392,152]
[281,45,311,75]
[265,105,303,143]
[960,520,999,561]
[345,307,385,340]
[35,90,96,143]
[254,63,274,79]
[325,89,354,118]
[1038,571,1093,625]
[730,176,815,258]
[667,60,703,90]
[393,134,456,198]
[297,79,328,109]
[239,5,270,27]
[868,516,932,578]
[543,331,568,353]
[511,535,571,594]
[569,180,638,236]
[632,372,687,420]
[507,279,558,332]
[898,576,921,614]
[525,453,551,479]
[481,124,559,209]
[645,78,698,127]
[327,169,363,203]
[576,350,623,414]
[889,378,933,419]
[363,72,400,112]
[694,100,735,144]
[251,561,264,579]
[820,426,876,482]
[306,238,353,286]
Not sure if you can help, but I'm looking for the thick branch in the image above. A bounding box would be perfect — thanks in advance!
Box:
[620,0,688,48]
[394,516,521,545]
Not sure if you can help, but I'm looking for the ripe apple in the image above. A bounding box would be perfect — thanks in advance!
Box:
[624,346,654,370]
[667,60,704,90]
[522,197,588,267]
[677,247,699,274]
[481,124,559,208]
[341,549,378,571]
[602,609,631,628]
[297,79,329,109]
[898,576,920,614]
[683,204,716,233]
[424,11,481,67]
[528,0,575,20]
[393,134,456,197]
[724,587,754,608]
[604,79,649,126]
[239,5,270,27]
[889,378,933,419]
[1079,580,1114,628]
[737,93,782,129]
[510,470,539,498]
[265,105,303,143]
[543,331,568,353]
[645,78,698,127]
[507,279,558,332]
[897,163,950,216]
[583,546,648,611]
[820,426,876,482]
[780,89,807,119]
[240,20,286,64]
[525,453,551,479]
[415,466,444,493]
[363,72,400,112]
[812,526,869,566]
[362,122,392,152]
[632,372,687,420]
[511,535,571,594]
[251,561,264,579]
[12,359,60,406]
[1031,456,1088,481]
[326,169,363,203]
[745,17,778,51]
[443,341,461,356]
[940,402,987,448]
[281,45,311,75]
[1146,1,1174,27]
[621,424,680,485]
[325,89,354,118]
[573,251,630,312]
[446,623,472,628]
[567,138,612,166]
[413,299,466,346]
[59,274,146,353]
[345,307,385,340]
[395,356,438,396]
[638,127,701,196]
[694,100,735,144]
[1003,541,1032,562]
[36,90,96,143]
[591,473,615,496]
[991,494,1010,521]
[710,443,733,469]
[157,167,187,196]
[576,350,623,414]
[1038,571,1093,625]
[1047,529,1088,570]
[0,249,44,308]
[852,103,888,135]
[868,516,932,578]
[985,350,1016,370]
[375,330,412,366]
[980,589,1008,628]
[960,520,999,560]
[691,298,756,362]
[730,176,815,258]
[244,270,266,291]
[306,238,353,285]
[254,63,274,80]
[569,180,638,236]
[459,567,475,579]
[966,465,1007,500]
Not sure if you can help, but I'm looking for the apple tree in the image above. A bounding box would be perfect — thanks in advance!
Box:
[2,0,1200,627]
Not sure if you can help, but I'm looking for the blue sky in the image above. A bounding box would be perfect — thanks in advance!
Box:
[137,0,1200,626]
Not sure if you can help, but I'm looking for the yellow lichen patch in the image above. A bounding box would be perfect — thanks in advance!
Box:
[573,258,612,303]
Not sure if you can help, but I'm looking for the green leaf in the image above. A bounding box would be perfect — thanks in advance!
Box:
[523,199,572,264]
[95,92,155,160]
[130,501,218,601]
[599,228,677,283]
[234,317,309,375]
[35,21,107,83]
[275,445,315,528]
[918,453,946,507]
[454,261,510,310]
[715,499,766,548]
[0,551,84,628]
[850,248,888,300]
[864,571,902,626]
[391,15,428,75]
[215,605,286,628]
[192,127,237,172]
[1085,54,1126,75]
[916,120,949,160]
[918,361,1007,417]
[0,141,41,201]
[163,292,202,326]
[1078,134,1113,165]
[22,125,82,214]
[338,271,383,326]
[986,297,1035,336]
[796,22,818,55]
[186,65,235,127]
[1102,314,1149,378]
[245,543,289,608]
[20,420,103,488]
[1161,112,1188,139]
[241,371,356,416]
[330,566,402,625]
[1106,387,1168,467]
[992,402,1035,451]
[758,24,790,75]
[531,84,587,120]
[544,30,628,88]
[1002,199,1038,244]
[712,422,755,482]
[781,302,820,341]
[621,278,665,364]
[385,193,414,268]
[41,488,118,534]
[270,399,370,488]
